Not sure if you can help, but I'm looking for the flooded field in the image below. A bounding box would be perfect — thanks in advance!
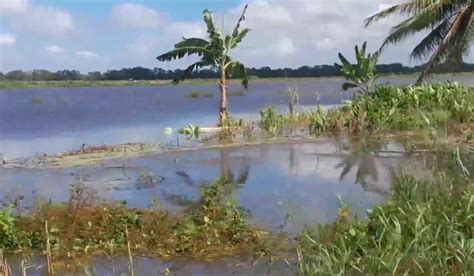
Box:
[1,76,473,159]
[1,78,473,275]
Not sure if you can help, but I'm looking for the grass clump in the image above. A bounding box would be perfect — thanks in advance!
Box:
[297,174,474,275]
[326,82,473,133]
[0,179,273,262]
[185,90,214,98]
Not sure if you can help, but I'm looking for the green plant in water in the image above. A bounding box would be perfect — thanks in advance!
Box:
[157,5,250,125]
[260,107,285,137]
[178,123,201,140]
[336,42,378,98]
[308,106,326,134]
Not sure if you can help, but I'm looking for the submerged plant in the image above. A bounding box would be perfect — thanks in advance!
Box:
[157,5,250,125]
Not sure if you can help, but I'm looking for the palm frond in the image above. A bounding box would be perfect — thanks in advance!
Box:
[410,19,452,60]
[417,4,473,84]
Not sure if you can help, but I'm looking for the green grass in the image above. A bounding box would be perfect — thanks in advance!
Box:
[2,73,472,89]
[298,172,474,275]
[259,83,473,139]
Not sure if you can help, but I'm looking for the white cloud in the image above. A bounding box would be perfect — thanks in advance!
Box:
[1,2,73,36]
[275,37,295,55]
[24,6,73,36]
[167,22,206,39]
[75,50,98,58]
[112,3,165,29]
[0,33,15,45]
[0,0,28,15]
[45,45,65,53]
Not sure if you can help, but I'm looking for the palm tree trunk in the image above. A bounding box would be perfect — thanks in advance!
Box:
[219,68,228,125]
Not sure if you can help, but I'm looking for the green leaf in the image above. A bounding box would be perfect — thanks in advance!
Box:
[349,227,357,237]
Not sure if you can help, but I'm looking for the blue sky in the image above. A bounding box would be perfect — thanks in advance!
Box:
[1,0,472,73]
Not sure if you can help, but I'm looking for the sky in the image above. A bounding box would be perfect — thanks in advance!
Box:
[0,0,472,73]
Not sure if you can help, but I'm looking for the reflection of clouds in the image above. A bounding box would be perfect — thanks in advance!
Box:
[1,114,219,159]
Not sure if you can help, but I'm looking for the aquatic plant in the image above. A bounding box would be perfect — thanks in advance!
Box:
[157,5,250,125]
[297,173,474,275]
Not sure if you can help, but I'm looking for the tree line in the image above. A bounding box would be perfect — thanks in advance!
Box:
[0,62,472,82]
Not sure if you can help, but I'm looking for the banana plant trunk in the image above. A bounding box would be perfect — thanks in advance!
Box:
[219,68,228,126]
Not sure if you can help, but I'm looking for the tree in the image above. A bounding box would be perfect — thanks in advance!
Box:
[365,0,473,85]
[335,42,378,98]
[157,5,250,125]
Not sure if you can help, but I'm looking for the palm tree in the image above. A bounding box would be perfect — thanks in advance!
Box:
[365,0,473,85]
[157,5,250,125]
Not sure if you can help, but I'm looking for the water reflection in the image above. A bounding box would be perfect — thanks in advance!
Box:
[0,140,451,234]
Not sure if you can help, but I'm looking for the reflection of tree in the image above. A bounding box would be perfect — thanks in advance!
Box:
[162,148,251,210]
[335,138,392,194]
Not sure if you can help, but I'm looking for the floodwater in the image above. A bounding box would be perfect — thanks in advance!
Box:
[1,76,473,274]
[1,139,435,234]
[1,75,473,159]
[1,138,461,275]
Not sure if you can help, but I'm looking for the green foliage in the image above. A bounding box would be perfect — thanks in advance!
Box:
[365,0,474,84]
[178,123,201,140]
[308,106,326,134]
[260,107,285,137]
[156,5,250,88]
[173,179,257,255]
[336,42,378,97]
[298,175,474,275]
[0,208,22,248]
[326,82,473,133]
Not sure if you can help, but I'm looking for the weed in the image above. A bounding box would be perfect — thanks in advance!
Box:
[297,174,474,275]
[260,107,285,137]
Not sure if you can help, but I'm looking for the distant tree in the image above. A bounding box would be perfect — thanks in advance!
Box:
[157,5,251,125]
[365,0,473,85]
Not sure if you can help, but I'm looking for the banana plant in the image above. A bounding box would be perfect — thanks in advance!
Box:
[157,5,250,126]
[336,42,378,98]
